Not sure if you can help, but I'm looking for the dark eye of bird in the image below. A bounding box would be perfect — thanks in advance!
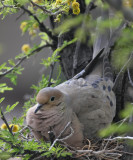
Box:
[50,97,55,101]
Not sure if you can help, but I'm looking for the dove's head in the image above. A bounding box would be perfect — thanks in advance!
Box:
[34,87,64,113]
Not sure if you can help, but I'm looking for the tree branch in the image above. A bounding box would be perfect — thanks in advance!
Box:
[30,0,65,16]
[47,34,63,87]
[0,108,13,136]
[20,5,57,41]
[47,63,55,87]
[0,0,18,10]
[113,53,133,91]
[0,44,51,79]
[0,137,16,148]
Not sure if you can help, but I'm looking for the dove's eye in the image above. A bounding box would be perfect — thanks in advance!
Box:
[50,97,55,101]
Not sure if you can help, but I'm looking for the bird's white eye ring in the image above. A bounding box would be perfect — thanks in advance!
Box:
[50,97,55,101]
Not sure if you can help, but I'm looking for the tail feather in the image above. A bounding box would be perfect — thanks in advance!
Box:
[103,55,113,81]
[93,9,112,59]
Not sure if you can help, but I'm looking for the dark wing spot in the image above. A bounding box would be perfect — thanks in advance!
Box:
[106,95,110,100]
[108,86,111,92]
[65,81,70,84]
[91,95,98,98]
[110,101,113,107]
[81,84,88,87]
[104,77,108,81]
[92,83,98,88]
[103,85,106,90]
[94,80,100,84]
[99,78,103,81]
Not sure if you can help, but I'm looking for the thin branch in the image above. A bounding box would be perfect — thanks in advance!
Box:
[115,149,133,156]
[30,0,65,16]
[16,10,26,21]
[105,136,133,141]
[49,121,74,150]
[0,44,52,79]
[19,126,29,133]
[127,67,133,87]
[0,137,15,148]
[20,5,57,41]
[113,53,133,91]
[30,0,51,14]
[48,63,55,87]
[0,0,18,9]
[47,34,63,86]
[0,108,13,136]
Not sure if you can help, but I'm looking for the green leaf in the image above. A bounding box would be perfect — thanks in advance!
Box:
[5,102,19,113]
[12,116,24,126]
[61,151,72,157]
[41,38,77,67]
[85,0,91,5]
[99,123,133,137]
[5,66,24,85]
[8,59,15,66]
[39,32,49,41]
[120,103,133,118]
[6,74,17,85]
[0,152,11,160]
[16,0,29,5]
[0,97,5,103]
[54,15,83,34]
[0,62,11,70]
[22,139,40,150]
[0,83,13,93]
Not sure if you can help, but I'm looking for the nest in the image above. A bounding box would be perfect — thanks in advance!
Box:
[64,138,125,160]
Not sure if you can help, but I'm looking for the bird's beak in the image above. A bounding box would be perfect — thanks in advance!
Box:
[34,103,43,114]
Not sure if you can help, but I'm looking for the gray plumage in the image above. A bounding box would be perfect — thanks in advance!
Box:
[26,75,116,147]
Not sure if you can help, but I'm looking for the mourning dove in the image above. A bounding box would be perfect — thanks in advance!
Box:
[26,9,116,147]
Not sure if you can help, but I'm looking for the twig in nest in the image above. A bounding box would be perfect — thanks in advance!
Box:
[105,136,133,141]
[19,126,29,134]
[115,149,133,156]
[49,121,74,150]
[74,148,122,159]
[82,139,91,150]
[75,139,92,159]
